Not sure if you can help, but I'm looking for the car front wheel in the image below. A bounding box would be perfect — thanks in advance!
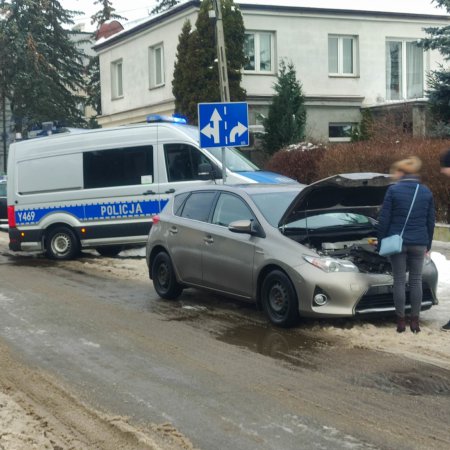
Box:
[151,252,183,300]
[261,270,299,327]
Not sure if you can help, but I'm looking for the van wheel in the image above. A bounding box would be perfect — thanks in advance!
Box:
[261,270,299,328]
[45,226,80,260]
[96,246,123,257]
[151,252,183,299]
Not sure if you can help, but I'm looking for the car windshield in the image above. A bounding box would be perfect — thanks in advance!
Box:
[0,183,6,196]
[180,125,259,172]
[286,212,371,230]
[250,190,299,226]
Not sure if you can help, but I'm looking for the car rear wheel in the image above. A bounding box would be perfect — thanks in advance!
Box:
[261,270,299,327]
[96,246,123,257]
[45,226,80,260]
[152,252,183,299]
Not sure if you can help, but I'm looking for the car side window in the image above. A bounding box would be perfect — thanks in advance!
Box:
[173,192,190,216]
[180,192,216,222]
[212,193,254,227]
[164,144,211,182]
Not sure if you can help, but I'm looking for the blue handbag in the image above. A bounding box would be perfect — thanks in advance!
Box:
[379,184,419,257]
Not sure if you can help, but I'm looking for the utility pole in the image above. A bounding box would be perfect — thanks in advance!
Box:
[213,0,230,103]
[212,0,230,183]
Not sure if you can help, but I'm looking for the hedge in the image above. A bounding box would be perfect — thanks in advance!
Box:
[265,138,450,222]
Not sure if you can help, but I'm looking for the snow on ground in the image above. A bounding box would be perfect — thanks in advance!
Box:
[319,250,450,370]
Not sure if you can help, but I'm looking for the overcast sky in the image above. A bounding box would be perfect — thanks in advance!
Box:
[62,0,448,31]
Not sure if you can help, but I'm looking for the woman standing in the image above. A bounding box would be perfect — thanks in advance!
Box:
[377,157,435,333]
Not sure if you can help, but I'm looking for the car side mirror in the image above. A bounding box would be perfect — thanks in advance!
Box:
[228,219,264,237]
[198,163,222,180]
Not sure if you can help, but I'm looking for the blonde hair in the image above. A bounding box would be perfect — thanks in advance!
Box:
[390,156,422,175]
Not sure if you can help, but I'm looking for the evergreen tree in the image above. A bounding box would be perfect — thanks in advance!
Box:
[91,0,124,25]
[262,60,306,154]
[151,0,180,15]
[171,0,246,124]
[1,0,88,134]
[87,0,125,119]
[172,20,196,119]
[419,0,450,130]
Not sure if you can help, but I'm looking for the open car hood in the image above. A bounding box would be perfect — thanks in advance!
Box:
[278,173,392,227]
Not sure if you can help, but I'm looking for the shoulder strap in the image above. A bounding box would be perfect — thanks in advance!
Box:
[400,184,420,237]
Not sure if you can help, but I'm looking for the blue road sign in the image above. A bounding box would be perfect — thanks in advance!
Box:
[198,102,249,148]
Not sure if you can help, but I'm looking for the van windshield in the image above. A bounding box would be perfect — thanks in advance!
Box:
[206,147,259,172]
[180,125,259,172]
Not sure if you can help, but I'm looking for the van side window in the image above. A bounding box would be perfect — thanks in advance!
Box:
[83,146,153,189]
[180,192,216,222]
[164,144,211,182]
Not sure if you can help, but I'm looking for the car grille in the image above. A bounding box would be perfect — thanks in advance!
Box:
[355,283,434,314]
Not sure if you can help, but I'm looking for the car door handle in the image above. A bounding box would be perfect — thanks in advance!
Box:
[169,226,178,235]
[204,235,214,244]
[165,188,175,194]
[143,190,156,195]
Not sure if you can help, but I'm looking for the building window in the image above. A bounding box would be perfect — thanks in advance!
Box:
[244,32,274,73]
[111,59,123,99]
[386,40,423,100]
[329,123,357,142]
[149,44,164,88]
[328,35,357,76]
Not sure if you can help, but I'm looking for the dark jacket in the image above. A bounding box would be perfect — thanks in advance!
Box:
[377,176,435,251]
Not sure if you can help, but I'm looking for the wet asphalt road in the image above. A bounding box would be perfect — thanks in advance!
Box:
[1,239,450,449]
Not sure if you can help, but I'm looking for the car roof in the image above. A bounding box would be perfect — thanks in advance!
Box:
[175,183,305,196]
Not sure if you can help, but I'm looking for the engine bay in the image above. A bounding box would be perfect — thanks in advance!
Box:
[319,238,392,274]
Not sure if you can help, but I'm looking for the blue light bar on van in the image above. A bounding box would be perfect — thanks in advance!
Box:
[146,114,187,124]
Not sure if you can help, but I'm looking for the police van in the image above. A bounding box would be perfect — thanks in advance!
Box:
[7,116,295,259]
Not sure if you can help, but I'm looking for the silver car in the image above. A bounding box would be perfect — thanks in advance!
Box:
[146,173,438,327]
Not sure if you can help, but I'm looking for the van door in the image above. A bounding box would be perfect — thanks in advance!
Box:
[157,143,220,207]
[81,144,160,242]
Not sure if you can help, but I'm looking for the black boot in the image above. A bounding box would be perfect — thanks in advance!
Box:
[410,316,421,333]
[396,316,406,333]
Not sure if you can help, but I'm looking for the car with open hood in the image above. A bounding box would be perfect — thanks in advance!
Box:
[146,173,438,327]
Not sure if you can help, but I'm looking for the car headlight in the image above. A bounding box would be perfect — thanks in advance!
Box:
[304,255,359,273]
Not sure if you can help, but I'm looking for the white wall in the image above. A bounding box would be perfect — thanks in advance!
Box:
[98,9,198,125]
[96,4,449,137]
[241,10,446,105]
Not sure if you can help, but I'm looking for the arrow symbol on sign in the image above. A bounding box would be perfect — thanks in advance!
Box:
[201,109,222,144]
[229,122,247,143]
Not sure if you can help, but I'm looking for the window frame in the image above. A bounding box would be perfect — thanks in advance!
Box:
[328,123,357,142]
[111,59,124,99]
[149,43,165,89]
[328,34,358,77]
[385,38,424,101]
[244,31,276,74]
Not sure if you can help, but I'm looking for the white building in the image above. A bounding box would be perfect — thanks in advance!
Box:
[94,0,450,142]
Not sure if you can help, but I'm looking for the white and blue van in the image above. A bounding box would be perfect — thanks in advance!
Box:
[7,116,296,259]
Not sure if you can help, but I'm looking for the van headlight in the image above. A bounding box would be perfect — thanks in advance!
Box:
[304,256,359,273]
